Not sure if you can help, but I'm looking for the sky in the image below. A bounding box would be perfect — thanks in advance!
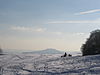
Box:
[0,0,100,52]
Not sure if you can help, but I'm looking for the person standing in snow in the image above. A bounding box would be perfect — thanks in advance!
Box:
[61,52,67,57]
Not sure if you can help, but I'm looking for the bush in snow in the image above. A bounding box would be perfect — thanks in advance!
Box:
[81,29,100,56]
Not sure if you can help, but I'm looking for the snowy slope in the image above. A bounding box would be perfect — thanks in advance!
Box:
[1,53,100,75]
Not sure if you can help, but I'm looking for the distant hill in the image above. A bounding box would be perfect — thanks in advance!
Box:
[23,48,64,54]
[4,48,81,55]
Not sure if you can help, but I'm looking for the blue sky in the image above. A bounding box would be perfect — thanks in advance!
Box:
[0,0,100,51]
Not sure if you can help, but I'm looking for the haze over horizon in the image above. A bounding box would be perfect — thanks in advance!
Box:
[0,0,100,52]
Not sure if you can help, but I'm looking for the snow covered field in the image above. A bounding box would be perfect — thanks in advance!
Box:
[1,53,100,75]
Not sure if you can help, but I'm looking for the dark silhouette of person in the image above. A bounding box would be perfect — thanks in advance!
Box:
[63,52,67,57]
[68,54,72,57]
[61,52,67,57]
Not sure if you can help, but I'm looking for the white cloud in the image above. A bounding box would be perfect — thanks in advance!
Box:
[10,26,46,32]
[48,20,100,24]
[11,26,31,31]
[74,33,85,36]
[76,9,100,15]
[35,28,46,32]
[53,32,63,35]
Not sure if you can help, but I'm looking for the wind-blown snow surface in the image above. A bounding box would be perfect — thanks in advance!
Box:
[1,54,100,75]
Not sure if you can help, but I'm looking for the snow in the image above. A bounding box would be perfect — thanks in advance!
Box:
[1,53,100,75]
